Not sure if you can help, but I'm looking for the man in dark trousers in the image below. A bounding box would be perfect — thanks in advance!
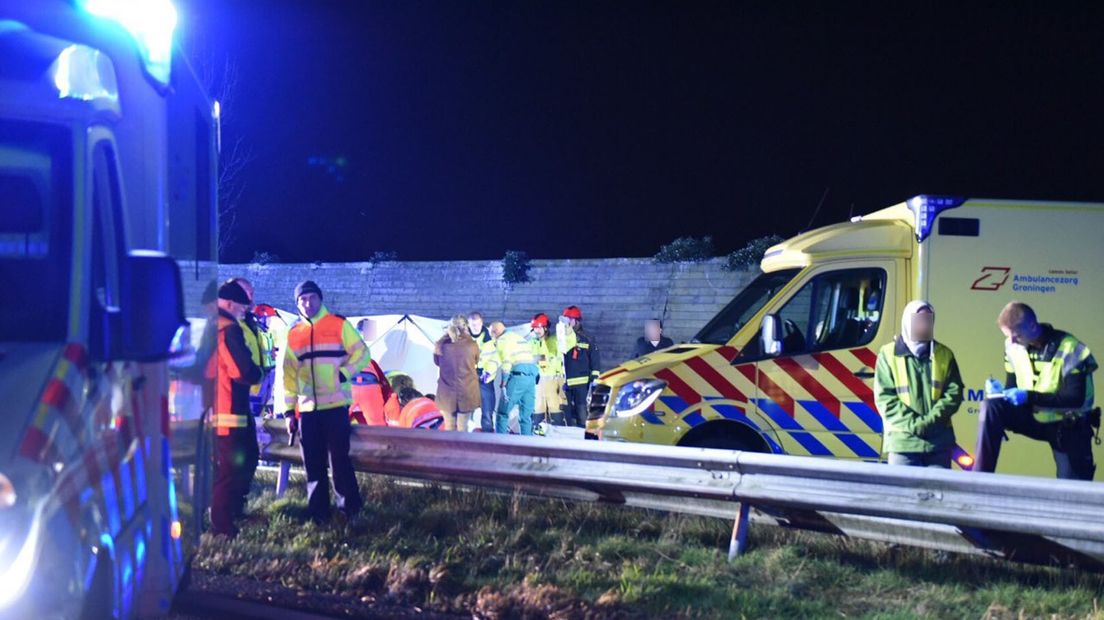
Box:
[211,280,262,536]
[283,281,370,522]
[560,306,600,429]
[976,301,1098,480]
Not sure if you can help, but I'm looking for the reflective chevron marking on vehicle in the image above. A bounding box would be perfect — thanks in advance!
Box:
[774,357,840,416]
[812,351,877,411]
[685,356,749,402]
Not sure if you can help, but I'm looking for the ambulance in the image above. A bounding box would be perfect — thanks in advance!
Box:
[592,196,1104,480]
[0,0,217,616]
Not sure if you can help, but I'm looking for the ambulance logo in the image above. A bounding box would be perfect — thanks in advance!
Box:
[971,266,1011,291]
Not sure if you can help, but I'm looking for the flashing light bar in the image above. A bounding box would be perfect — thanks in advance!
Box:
[906,195,967,242]
[78,0,177,86]
[52,44,119,102]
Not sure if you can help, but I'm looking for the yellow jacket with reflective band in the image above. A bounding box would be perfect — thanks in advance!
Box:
[239,318,263,367]
[471,326,497,372]
[493,331,538,374]
[533,334,563,376]
[1004,330,1096,423]
[875,338,962,454]
[283,306,371,413]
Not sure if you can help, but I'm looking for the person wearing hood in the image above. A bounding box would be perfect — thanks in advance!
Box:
[283,280,370,522]
[874,301,964,468]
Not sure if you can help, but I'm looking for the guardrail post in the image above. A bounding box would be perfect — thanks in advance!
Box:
[727,502,751,561]
[275,460,291,497]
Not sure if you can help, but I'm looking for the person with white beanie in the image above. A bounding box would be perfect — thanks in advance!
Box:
[874,300,964,467]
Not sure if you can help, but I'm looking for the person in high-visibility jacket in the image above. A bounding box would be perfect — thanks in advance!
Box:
[468,311,498,432]
[530,313,565,431]
[559,306,601,429]
[211,280,262,536]
[283,280,370,522]
[396,387,445,429]
[488,321,540,435]
[874,300,964,468]
[975,301,1098,480]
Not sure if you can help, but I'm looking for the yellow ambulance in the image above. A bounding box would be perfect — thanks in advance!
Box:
[592,196,1104,480]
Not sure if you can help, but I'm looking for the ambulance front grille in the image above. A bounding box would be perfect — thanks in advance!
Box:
[587,384,611,420]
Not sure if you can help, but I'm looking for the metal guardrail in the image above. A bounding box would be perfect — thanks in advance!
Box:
[200,418,1104,570]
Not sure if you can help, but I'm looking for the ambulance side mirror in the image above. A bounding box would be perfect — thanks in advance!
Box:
[117,251,187,362]
[761,314,782,357]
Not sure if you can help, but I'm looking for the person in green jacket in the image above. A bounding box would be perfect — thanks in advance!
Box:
[874,300,964,468]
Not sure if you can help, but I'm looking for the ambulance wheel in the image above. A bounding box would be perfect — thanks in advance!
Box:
[80,555,114,620]
[680,422,770,453]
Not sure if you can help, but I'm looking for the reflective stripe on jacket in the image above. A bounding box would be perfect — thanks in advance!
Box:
[283,306,370,413]
[216,308,262,435]
[874,337,963,454]
[1005,328,1096,423]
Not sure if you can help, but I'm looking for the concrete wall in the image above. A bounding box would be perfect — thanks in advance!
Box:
[193,258,755,367]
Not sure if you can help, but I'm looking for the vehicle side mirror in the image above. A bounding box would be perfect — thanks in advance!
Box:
[761,314,782,357]
[117,251,186,361]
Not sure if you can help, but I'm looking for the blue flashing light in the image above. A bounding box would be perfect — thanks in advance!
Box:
[52,44,119,102]
[906,195,967,242]
[78,0,177,86]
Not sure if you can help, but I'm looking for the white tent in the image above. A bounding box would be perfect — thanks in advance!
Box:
[182,310,582,437]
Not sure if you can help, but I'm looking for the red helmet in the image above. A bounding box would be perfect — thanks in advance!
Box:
[253,304,278,318]
[531,313,550,328]
[562,305,582,320]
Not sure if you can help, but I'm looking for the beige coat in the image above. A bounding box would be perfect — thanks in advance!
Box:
[434,336,481,414]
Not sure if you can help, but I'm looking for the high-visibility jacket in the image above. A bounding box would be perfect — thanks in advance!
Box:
[563,328,601,388]
[351,359,392,425]
[532,334,563,376]
[399,397,443,429]
[874,337,963,454]
[1004,325,1097,423]
[471,326,496,372]
[214,308,262,435]
[239,318,263,367]
[283,306,370,414]
[492,331,539,375]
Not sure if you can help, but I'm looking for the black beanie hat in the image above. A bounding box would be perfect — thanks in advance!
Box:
[218,281,251,305]
[294,280,323,301]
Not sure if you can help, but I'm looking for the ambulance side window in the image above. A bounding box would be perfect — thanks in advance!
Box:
[89,141,125,360]
[807,268,886,352]
[761,268,886,357]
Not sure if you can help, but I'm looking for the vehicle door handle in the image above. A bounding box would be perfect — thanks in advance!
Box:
[853,369,875,379]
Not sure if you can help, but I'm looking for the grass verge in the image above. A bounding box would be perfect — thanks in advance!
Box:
[192,471,1104,619]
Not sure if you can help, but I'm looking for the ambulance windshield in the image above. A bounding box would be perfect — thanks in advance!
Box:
[0,120,72,342]
[694,269,799,345]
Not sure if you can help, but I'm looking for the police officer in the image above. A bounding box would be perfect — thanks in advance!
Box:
[559,306,601,429]
[488,321,540,435]
[283,280,371,522]
[211,281,262,536]
[975,301,1098,480]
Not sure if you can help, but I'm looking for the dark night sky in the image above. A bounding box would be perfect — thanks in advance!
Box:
[177,1,1104,263]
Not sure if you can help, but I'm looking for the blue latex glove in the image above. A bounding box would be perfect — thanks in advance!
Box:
[480,370,493,384]
[984,377,1004,397]
[1002,388,1028,406]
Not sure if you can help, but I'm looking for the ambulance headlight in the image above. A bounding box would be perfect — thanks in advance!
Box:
[0,476,42,610]
[613,379,666,418]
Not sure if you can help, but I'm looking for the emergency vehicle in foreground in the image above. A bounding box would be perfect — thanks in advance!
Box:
[593,196,1104,480]
[1,0,217,616]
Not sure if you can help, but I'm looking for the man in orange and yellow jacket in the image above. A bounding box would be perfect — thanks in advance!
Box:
[283,280,371,522]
